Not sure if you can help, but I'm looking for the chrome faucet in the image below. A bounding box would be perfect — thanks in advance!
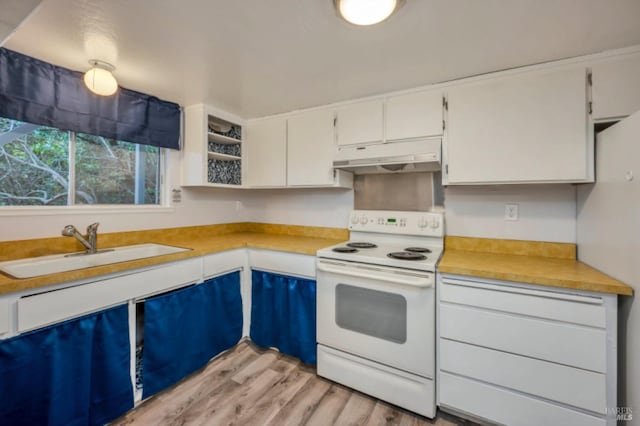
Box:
[62,222,100,254]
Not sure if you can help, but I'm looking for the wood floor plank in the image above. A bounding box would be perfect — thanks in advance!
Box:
[235,366,315,425]
[400,413,437,426]
[231,349,281,384]
[332,390,377,425]
[112,342,475,426]
[265,374,332,426]
[305,383,352,426]
[112,343,258,425]
[187,368,282,425]
[364,401,407,426]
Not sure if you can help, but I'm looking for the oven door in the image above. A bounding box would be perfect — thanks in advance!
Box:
[316,258,434,378]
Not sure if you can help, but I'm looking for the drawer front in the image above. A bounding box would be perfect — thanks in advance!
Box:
[440,303,606,372]
[440,372,606,426]
[18,258,202,332]
[440,339,607,413]
[441,277,606,328]
[318,345,435,418]
[0,298,9,335]
[249,249,315,279]
[203,249,245,278]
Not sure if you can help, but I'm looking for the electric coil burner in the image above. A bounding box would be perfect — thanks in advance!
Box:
[316,210,444,419]
[331,247,358,253]
[387,251,427,261]
[405,247,432,253]
[346,242,378,249]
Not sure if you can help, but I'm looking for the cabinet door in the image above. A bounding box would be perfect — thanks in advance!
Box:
[445,67,590,184]
[336,99,383,146]
[287,109,336,186]
[246,117,287,187]
[592,54,640,120]
[386,90,443,141]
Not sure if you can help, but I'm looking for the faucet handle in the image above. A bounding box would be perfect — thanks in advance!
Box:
[86,222,100,234]
[62,224,77,237]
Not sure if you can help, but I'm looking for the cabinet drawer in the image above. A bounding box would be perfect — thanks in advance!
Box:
[203,249,245,278]
[441,278,606,328]
[249,249,315,279]
[440,339,606,413]
[0,298,9,334]
[18,258,202,332]
[440,372,605,426]
[440,303,606,372]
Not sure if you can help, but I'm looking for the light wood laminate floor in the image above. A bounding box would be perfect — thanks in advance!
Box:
[113,341,476,426]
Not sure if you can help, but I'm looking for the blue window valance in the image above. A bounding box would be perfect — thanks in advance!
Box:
[0,48,181,150]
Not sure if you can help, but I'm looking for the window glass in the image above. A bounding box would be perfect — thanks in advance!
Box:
[75,134,160,205]
[0,117,161,207]
[0,118,69,206]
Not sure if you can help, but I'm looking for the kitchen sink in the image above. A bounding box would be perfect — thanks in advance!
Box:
[0,243,191,279]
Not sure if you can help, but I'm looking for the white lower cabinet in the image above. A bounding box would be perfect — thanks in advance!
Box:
[437,274,617,426]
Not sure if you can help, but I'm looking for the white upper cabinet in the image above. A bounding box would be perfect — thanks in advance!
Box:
[182,104,243,187]
[335,99,384,146]
[287,109,336,186]
[444,67,591,185]
[245,117,287,187]
[385,90,444,141]
[591,53,640,121]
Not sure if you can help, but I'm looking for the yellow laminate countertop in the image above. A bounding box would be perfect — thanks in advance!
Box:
[439,236,633,296]
[0,224,348,295]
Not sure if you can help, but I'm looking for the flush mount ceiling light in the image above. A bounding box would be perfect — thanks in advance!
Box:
[334,0,405,26]
[83,59,118,96]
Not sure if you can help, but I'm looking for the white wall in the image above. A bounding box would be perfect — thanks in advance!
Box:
[444,185,577,243]
[241,188,354,228]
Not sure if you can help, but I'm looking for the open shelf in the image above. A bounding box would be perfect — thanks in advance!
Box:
[208,151,241,161]
[208,132,241,145]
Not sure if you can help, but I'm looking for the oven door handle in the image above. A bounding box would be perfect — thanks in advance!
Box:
[317,261,433,288]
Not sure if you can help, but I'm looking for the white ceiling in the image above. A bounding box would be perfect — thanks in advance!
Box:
[4,0,640,118]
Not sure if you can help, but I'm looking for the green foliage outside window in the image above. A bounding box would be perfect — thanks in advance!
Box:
[0,118,160,206]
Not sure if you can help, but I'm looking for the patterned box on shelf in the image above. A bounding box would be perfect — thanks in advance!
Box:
[208,159,241,185]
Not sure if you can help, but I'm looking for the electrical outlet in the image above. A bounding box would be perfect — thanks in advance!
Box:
[505,203,519,221]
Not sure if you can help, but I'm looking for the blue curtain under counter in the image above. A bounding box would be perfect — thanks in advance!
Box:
[250,269,317,365]
[0,304,133,426]
[142,271,243,399]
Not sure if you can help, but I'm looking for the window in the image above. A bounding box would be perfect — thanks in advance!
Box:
[0,117,161,206]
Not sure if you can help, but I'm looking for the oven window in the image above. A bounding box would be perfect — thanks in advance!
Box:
[335,284,407,344]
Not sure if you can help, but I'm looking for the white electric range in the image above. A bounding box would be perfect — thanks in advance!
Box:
[316,210,444,418]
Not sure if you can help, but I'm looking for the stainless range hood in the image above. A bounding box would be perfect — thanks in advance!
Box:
[333,139,441,175]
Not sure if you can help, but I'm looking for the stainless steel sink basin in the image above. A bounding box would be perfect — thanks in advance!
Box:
[0,243,190,279]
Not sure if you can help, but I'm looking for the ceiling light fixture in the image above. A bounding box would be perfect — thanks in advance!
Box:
[83,59,118,96]
[334,0,405,26]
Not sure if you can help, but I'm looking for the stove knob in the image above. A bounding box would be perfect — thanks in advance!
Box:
[351,215,359,225]
[430,219,440,229]
[360,215,369,225]
[418,217,428,229]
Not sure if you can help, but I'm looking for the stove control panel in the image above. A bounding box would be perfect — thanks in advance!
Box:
[348,210,444,237]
